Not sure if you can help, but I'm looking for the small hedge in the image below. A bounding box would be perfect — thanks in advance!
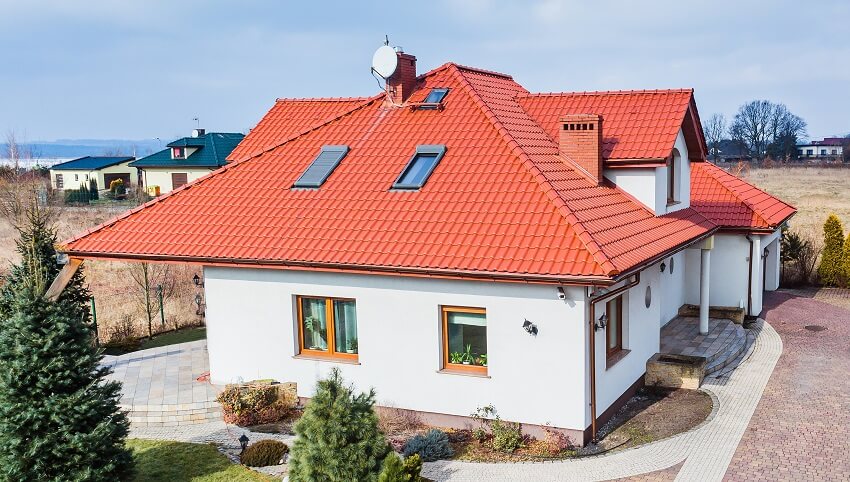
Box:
[216,382,297,426]
[240,439,289,467]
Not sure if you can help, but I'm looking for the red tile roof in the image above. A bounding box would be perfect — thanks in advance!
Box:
[518,90,706,162]
[690,162,796,230]
[62,62,749,283]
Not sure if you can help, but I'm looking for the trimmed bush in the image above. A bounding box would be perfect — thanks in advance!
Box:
[240,439,289,467]
[88,178,99,200]
[378,453,423,482]
[288,368,388,482]
[216,382,296,426]
[402,429,453,462]
[817,214,845,286]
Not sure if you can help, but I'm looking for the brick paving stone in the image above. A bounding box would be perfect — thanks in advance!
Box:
[723,291,850,482]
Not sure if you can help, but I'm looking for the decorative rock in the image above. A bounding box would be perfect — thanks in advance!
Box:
[645,353,706,389]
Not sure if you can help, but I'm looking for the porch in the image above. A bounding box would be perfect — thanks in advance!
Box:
[660,316,751,375]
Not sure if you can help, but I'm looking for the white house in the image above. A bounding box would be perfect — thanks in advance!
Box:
[49,156,136,191]
[61,51,795,445]
[797,137,844,161]
[129,129,244,195]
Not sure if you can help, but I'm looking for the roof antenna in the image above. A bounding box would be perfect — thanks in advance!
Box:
[193,116,200,128]
[384,35,390,46]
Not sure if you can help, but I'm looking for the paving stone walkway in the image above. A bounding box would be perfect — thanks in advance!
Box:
[421,319,782,482]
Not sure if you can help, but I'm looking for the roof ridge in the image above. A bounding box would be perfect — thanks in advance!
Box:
[452,63,513,79]
[448,64,618,276]
[274,96,371,103]
[698,163,773,227]
[519,88,694,98]
[59,95,382,249]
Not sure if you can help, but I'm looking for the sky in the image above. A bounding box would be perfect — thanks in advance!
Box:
[1,0,848,142]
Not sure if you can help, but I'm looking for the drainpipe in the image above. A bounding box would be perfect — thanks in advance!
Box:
[746,235,754,317]
[586,273,640,443]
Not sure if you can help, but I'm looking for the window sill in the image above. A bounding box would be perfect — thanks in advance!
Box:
[293,354,360,365]
[606,349,631,369]
[438,368,490,378]
[666,200,681,207]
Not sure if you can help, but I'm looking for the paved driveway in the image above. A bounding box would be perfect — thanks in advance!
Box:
[723,291,850,481]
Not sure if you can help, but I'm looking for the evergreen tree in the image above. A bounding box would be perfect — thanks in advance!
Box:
[842,237,850,288]
[817,214,845,286]
[88,178,99,201]
[0,204,132,481]
[288,368,389,482]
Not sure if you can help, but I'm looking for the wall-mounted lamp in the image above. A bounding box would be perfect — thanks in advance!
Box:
[595,313,607,332]
[522,319,538,336]
[195,293,204,316]
[659,262,666,273]
[763,248,770,258]
[192,273,203,286]
[557,287,566,300]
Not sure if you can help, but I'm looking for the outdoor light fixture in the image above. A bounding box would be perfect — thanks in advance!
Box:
[239,434,249,452]
[557,287,566,300]
[595,313,607,332]
[522,319,538,336]
[195,293,204,316]
[659,262,666,273]
[193,273,201,286]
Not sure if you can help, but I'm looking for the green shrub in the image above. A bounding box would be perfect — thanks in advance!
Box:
[817,214,845,286]
[402,429,453,461]
[88,178,99,200]
[378,453,423,482]
[288,368,388,482]
[472,405,524,453]
[216,383,296,426]
[240,439,289,467]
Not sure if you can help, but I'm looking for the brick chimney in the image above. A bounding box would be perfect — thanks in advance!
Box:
[559,114,603,184]
[388,50,417,104]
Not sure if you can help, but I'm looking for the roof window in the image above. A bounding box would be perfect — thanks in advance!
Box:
[418,88,449,110]
[392,145,446,190]
[293,145,349,189]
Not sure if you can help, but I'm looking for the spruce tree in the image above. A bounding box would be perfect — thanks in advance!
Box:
[288,368,389,482]
[0,204,133,481]
[88,178,99,201]
[817,214,845,286]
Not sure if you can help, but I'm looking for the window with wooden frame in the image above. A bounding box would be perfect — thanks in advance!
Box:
[606,295,623,359]
[296,295,358,361]
[441,306,487,375]
[666,155,676,204]
[55,173,63,189]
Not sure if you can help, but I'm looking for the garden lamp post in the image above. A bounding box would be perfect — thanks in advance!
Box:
[157,284,165,329]
[239,434,249,453]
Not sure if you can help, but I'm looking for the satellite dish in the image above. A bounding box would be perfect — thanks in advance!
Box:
[372,45,398,79]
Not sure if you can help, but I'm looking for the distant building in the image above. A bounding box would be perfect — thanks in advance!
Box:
[129,129,244,195]
[797,137,845,161]
[49,156,136,190]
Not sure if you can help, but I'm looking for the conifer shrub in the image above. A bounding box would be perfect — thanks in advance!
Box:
[402,429,453,462]
[88,178,99,200]
[843,237,850,288]
[0,203,133,480]
[378,453,423,482]
[240,439,289,467]
[288,368,389,482]
[817,214,845,286]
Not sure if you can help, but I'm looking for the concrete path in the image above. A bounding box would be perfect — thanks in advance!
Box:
[421,320,782,482]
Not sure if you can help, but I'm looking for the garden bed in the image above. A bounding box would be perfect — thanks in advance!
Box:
[102,326,206,355]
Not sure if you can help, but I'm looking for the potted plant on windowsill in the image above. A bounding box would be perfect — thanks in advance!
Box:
[450,352,464,364]
[462,344,474,365]
[476,354,487,367]
[304,317,322,350]
[345,338,358,354]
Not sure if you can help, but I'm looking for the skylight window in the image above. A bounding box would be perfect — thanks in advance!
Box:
[392,145,446,190]
[292,145,349,189]
[424,88,449,104]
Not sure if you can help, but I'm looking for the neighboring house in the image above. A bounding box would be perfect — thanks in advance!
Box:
[129,129,244,194]
[797,137,845,161]
[49,156,136,191]
[61,52,795,445]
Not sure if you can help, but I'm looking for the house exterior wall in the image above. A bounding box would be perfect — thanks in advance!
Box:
[658,250,687,326]
[203,267,589,432]
[50,162,137,190]
[590,265,663,422]
[140,167,213,194]
[603,129,691,216]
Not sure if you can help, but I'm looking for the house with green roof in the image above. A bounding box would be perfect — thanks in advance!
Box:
[50,156,136,191]
[129,129,244,194]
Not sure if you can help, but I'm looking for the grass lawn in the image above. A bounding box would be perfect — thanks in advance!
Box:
[103,327,206,356]
[128,439,275,482]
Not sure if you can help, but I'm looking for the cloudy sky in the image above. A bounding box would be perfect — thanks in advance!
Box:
[1,0,848,142]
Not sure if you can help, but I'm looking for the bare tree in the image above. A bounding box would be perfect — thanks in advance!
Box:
[128,262,176,338]
[1,131,53,229]
[703,114,726,163]
[730,100,807,162]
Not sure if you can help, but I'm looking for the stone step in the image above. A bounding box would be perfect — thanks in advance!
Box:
[704,326,748,375]
[707,329,757,379]
[121,403,223,427]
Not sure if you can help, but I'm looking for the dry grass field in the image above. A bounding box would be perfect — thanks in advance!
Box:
[0,203,200,343]
[744,166,850,236]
